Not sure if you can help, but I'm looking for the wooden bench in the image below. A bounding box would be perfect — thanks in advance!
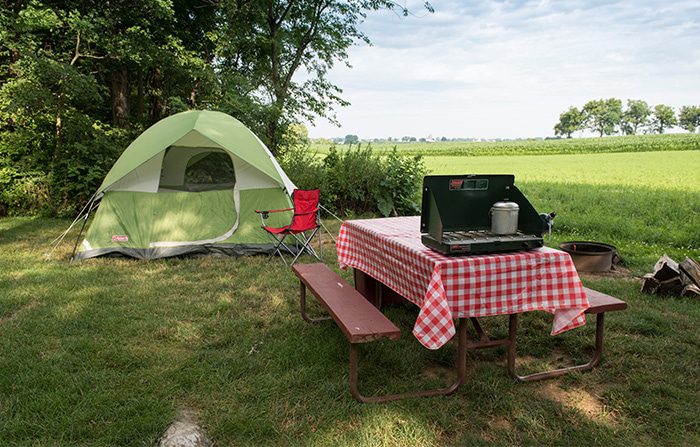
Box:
[292,263,467,403]
[506,287,628,382]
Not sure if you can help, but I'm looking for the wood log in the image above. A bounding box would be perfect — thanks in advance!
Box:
[679,258,700,289]
[652,255,680,282]
[640,273,659,294]
[657,276,684,296]
[681,284,700,299]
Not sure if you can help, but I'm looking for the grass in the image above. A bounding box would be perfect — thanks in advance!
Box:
[1,216,700,446]
[310,133,700,157]
[2,143,699,445]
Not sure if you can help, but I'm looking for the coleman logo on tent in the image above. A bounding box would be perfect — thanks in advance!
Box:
[112,235,129,242]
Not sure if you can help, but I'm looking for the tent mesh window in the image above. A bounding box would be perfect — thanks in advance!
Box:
[185,152,236,190]
[159,147,236,192]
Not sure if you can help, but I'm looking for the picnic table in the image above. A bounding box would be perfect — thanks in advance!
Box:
[293,216,627,402]
[336,216,590,350]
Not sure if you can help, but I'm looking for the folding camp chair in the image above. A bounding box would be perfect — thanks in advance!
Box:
[256,189,322,265]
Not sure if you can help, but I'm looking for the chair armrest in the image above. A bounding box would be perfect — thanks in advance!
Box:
[255,207,294,219]
[255,208,293,214]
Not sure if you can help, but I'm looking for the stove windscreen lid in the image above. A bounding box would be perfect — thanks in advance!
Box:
[420,174,548,236]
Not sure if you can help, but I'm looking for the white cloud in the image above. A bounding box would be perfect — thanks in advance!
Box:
[306,0,700,139]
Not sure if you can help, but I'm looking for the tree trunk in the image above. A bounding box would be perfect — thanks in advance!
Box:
[111,66,130,128]
[189,79,201,107]
[265,119,280,155]
[136,70,145,119]
[149,68,165,123]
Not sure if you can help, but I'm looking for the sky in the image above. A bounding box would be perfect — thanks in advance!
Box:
[305,0,700,140]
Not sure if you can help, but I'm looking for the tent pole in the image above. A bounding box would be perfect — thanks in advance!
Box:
[319,203,343,223]
[318,203,342,245]
[46,192,99,260]
[69,196,97,262]
[319,220,336,244]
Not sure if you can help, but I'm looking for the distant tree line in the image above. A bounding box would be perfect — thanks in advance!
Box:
[554,99,700,138]
[334,135,487,145]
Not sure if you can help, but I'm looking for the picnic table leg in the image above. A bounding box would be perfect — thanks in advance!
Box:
[507,313,606,382]
[299,281,331,323]
[464,317,511,350]
[348,318,468,403]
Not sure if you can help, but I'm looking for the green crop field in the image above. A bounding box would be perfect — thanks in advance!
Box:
[425,150,700,191]
[311,133,700,157]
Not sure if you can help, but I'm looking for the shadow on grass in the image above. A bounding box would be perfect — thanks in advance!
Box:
[1,193,699,446]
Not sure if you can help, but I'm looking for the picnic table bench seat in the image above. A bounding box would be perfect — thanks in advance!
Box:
[292,263,467,403]
[292,263,627,401]
[507,287,628,382]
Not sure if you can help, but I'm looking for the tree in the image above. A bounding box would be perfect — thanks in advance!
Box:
[678,106,700,133]
[284,123,310,147]
[214,1,430,154]
[554,106,584,138]
[0,0,432,215]
[582,98,622,137]
[650,104,677,134]
[343,134,359,145]
[0,0,215,215]
[620,99,651,135]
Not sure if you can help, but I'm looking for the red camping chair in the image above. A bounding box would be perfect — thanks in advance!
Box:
[255,189,322,265]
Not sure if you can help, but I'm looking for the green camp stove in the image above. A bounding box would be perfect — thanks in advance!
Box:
[420,174,553,255]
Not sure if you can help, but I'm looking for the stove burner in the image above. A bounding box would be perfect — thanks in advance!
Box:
[441,230,535,244]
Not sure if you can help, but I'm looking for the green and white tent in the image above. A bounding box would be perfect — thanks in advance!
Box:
[73,110,296,260]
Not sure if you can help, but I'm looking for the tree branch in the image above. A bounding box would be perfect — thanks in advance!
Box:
[70,30,81,65]
[281,0,331,91]
[70,30,106,66]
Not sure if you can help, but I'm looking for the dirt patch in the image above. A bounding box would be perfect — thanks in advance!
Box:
[514,350,572,369]
[578,263,633,280]
[551,346,573,365]
[0,301,40,325]
[539,382,615,422]
[159,406,213,447]
[421,363,473,381]
[489,416,513,431]
[481,416,514,442]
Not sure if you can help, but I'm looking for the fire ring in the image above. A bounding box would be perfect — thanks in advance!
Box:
[559,241,616,272]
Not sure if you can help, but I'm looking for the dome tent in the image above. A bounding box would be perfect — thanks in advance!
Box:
[72,110,296,260]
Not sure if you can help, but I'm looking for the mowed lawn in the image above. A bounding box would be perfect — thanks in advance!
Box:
[1,149,699,446]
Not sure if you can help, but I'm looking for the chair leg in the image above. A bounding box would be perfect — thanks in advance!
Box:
[289,229,321,265]
[348,318,468,403]
[266,233,297,265]
[507,313,606,382]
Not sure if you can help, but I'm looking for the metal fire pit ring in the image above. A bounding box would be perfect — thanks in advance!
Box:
[559,241,616,272]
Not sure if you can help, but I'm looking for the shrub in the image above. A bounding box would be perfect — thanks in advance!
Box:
[376,149,426,216]
[0,113,129,217]
[280,144,427,217]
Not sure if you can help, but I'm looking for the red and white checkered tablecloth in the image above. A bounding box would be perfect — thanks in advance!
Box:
[336,216,589,350]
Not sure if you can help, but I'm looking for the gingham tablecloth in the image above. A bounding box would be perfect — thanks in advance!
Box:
[336,216,589,350]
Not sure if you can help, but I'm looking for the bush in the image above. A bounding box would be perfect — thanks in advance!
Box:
[280,144,427,217]
[0,113,129,217]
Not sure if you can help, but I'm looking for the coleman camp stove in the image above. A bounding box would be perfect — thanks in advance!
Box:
[420,174,553,255]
